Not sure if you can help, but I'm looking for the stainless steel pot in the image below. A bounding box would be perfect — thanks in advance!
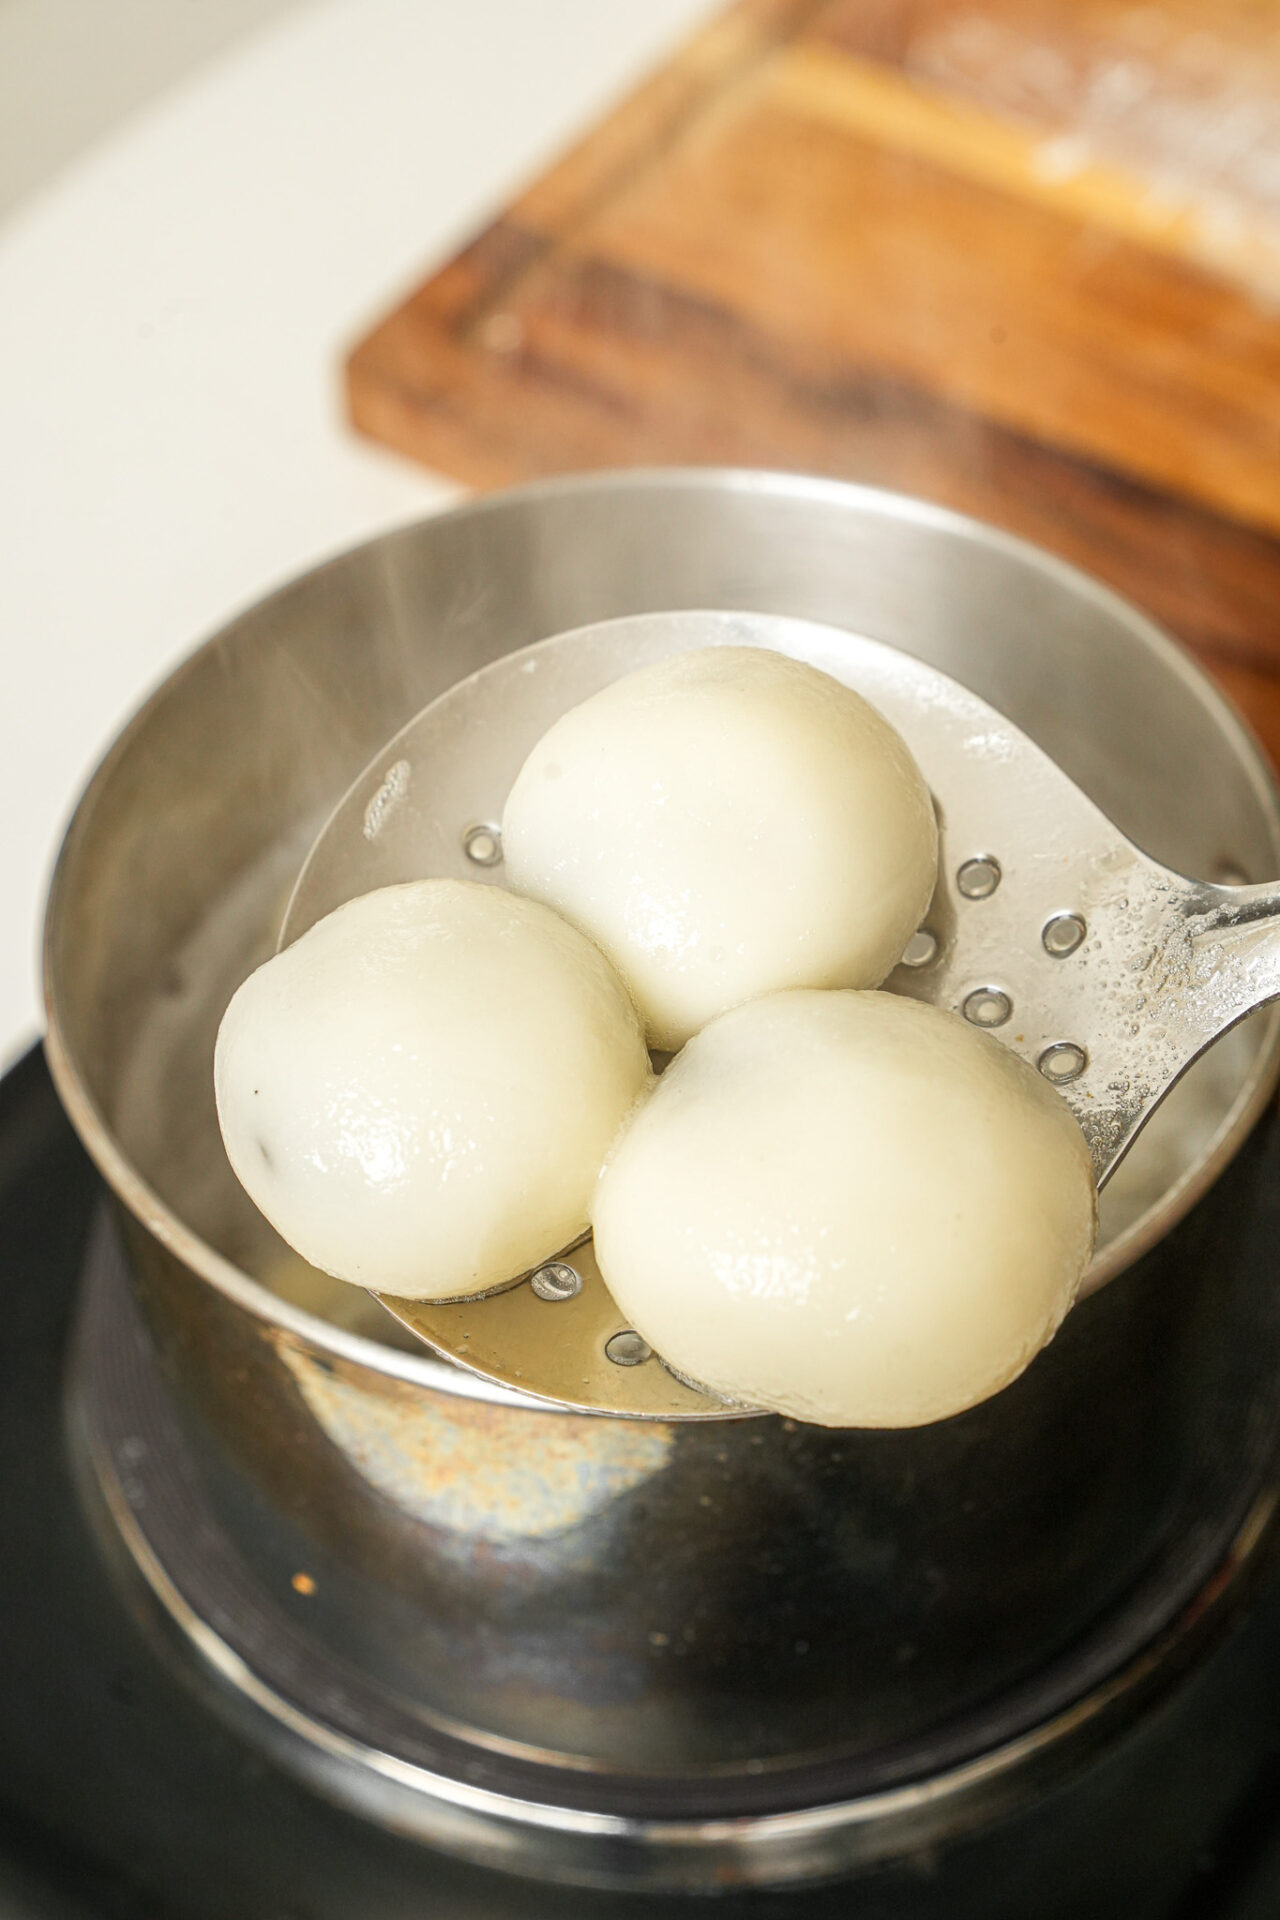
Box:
[43,471,1280,1890]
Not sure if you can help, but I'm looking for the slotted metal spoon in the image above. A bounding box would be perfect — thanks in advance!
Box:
[280,609,1280,1419]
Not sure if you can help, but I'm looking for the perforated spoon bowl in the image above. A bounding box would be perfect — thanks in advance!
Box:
[280,609,1280,1419]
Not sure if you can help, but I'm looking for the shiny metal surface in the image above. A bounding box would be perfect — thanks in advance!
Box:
[70,1159,1280,1890]
[38,470,1280,1884]
[283,605,1280,1415]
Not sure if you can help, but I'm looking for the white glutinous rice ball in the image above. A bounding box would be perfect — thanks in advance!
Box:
[502,646,939,1050]
[215,879,650,1300]
[591,990,1097,1428]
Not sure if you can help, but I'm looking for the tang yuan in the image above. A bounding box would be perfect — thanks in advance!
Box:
[215,879,650,1300]
[591,989,1097,1427]
[503,646,938,1050]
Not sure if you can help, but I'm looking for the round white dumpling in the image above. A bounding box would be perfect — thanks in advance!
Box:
[591,990,1097,1427]
[215,879,650,1300]
[503,645,938,1050]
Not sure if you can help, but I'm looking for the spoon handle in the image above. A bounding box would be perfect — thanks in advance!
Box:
[1081,874,1280,1188]
[1188,880,1280,1028]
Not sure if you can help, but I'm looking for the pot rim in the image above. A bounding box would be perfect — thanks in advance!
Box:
[42,466,1280,1406]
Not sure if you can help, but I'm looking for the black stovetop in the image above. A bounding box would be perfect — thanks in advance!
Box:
[6,1040,1280,1920]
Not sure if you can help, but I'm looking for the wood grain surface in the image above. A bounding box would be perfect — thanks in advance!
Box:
[347,0,1280,763]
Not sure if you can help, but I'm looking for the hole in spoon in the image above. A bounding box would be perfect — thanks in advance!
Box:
[529,1261,582,1301]
[963,987,1012,1028]
[463,823,503,867]
[1039,1041,1088,1084]
[1042,912,1086,957]
[957,856,1001,899]
[605,1330,653,1367]
[900,928,939,968]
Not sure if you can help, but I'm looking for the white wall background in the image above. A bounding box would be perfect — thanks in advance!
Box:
[0,0,302,216]
[0,0,712,1068]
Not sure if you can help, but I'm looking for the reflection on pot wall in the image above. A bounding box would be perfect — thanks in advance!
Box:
[282,1345,675,1545]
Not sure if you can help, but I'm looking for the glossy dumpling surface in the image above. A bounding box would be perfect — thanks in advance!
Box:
[215,879,650,1299]
[502,646,939,1050]
[591,989,1097,1427]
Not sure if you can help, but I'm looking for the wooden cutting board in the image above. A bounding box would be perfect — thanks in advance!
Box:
[347,0,1280,763]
